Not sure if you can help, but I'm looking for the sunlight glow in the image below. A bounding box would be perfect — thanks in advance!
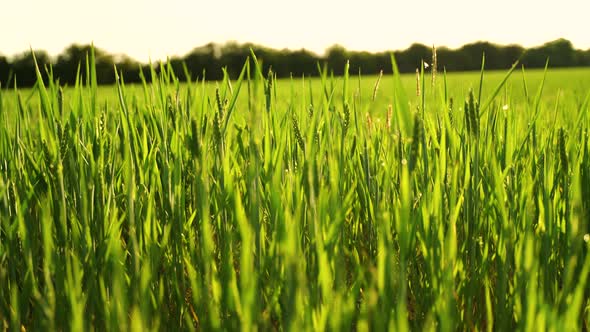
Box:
[1,0,589,62]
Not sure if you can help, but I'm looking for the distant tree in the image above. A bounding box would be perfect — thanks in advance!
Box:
[522,39,576,68]
[501,44,525,66]
[0,55,10,86]
[88,47,118,85]
[581,49,590,66]
[0,39,587,88]
[456,42,494,70]
[12,50,51,87]
[268,48,318,77]
[183,43,219,80]
[53,44,125,85]
[325,45,348,75]
[115,55,142,84]
[219,42,250,79]
[436,46,468,71]
[396,43,430,72]
[292,49,319,76]
[55,44,92,84]
[349,51,376,74]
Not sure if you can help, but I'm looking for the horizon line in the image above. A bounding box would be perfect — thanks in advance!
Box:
[1,37,588,64]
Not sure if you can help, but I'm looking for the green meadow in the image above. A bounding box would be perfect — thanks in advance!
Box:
[1,52,590,331]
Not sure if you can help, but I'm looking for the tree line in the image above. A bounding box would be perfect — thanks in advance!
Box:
[1,38,589,87]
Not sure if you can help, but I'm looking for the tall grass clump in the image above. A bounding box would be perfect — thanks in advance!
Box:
[1,47,590,331]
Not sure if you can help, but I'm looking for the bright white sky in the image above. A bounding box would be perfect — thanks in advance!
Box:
[2,0,589,62]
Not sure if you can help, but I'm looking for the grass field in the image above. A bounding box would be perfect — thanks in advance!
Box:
[1,51,590,331]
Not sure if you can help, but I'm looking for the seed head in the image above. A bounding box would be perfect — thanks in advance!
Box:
[431,45,437,86]
[292,115,305,151]
[372,70,383,101]
[416,68,421,97]
[366,112,373,134]
[387,104,393,130]
[343,103,350,136]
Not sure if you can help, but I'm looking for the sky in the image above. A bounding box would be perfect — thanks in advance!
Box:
[1,0,589,62]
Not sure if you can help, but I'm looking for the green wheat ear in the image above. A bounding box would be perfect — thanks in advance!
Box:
[448,97,454,126]
[465,88,479,137]
[265,68,273,114]
[342,102,350,136]
[431,45,437,87]
[415,68,421,97]
[292,113,305,152]
[57,87,64,118]
[558,128,568,172]
[190,119,202,159]
[409,112,422,173]
[387,104,393,130]
[372,70,383,101]
[215,86,224,120]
